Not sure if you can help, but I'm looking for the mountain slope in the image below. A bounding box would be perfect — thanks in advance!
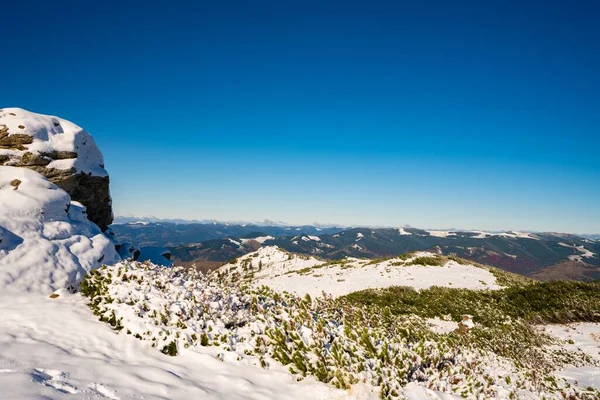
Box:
[75,252,599,399]
[215,247,506,297]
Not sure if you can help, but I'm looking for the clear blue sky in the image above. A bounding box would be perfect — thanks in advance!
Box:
[2,1,599,233]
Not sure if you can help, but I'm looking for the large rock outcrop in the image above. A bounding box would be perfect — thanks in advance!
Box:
[0,166,120,293]
[0,108,113,230]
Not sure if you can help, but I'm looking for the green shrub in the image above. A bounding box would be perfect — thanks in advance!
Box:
[406,256,445,266]
[200,332,209,346]
[161,341,178,356]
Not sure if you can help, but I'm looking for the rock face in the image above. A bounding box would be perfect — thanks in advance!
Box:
[0,166,120,293]
[0,108,112,230]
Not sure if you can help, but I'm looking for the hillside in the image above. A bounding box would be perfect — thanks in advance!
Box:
[214,247,505,297]
[162,226,600,281]
[76,247,600,399]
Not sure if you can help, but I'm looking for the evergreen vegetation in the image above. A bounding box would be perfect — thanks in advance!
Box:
[79,260,600,399]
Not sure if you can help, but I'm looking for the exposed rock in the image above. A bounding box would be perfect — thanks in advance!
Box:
[19,152,52,166]
[0,108,113,230]
[9,179,21,190]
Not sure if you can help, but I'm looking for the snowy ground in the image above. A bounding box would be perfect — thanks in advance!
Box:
[0,293,347,400]
[541,323,600,390]
[255,259,500,298]
[0,167,119,293]
[220,247,501,298]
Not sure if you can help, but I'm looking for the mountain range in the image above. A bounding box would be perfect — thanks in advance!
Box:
[110,221,600,281]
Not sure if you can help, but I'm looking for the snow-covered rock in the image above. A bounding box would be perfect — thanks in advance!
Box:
[0,166,119,293]
[0,108,113,230]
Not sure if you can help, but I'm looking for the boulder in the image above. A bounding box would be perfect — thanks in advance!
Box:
[0,108,112,230]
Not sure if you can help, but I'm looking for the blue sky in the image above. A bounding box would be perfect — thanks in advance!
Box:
[2,1,599,233]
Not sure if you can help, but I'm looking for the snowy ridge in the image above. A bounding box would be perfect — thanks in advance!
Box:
[427,231,457,238]
[0,108,108,177]
[240,235,275,244]
[467,230,540,240]
[0,166,119,293]
[217,246,324,281]
[559,242,596,262]
[217,247,502,298]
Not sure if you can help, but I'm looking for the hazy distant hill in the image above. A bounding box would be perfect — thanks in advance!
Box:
[110,221,344,247]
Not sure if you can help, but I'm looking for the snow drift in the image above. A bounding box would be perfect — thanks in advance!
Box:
[0,166,119,293]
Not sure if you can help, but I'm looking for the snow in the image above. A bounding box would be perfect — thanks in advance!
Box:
[0,108,108,177]
[427,230,456,238]
[469,231,540,240]
[252,235,274,244]
[542,324,600,364]
[240,236,274,244]
[470,231,490,239]
[355,232,364,241]
[0,292,346,400]
[218,246,324,280]
[541,323,600,389]
[559,243,596,261]
[232,248,502,298]
[307,235,321,241]
[397,228,412,235]
[501,231,539,240]
[426,318,459,335]
[0,167,119,293]
[402,383,460,400]
[229,238,242,246]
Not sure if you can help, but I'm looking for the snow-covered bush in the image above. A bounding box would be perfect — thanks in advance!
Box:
[80,260,599,399]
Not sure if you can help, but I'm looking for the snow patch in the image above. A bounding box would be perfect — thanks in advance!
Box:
[252,251,501,298]
[428,231,456,238]
[541,323,600,389]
